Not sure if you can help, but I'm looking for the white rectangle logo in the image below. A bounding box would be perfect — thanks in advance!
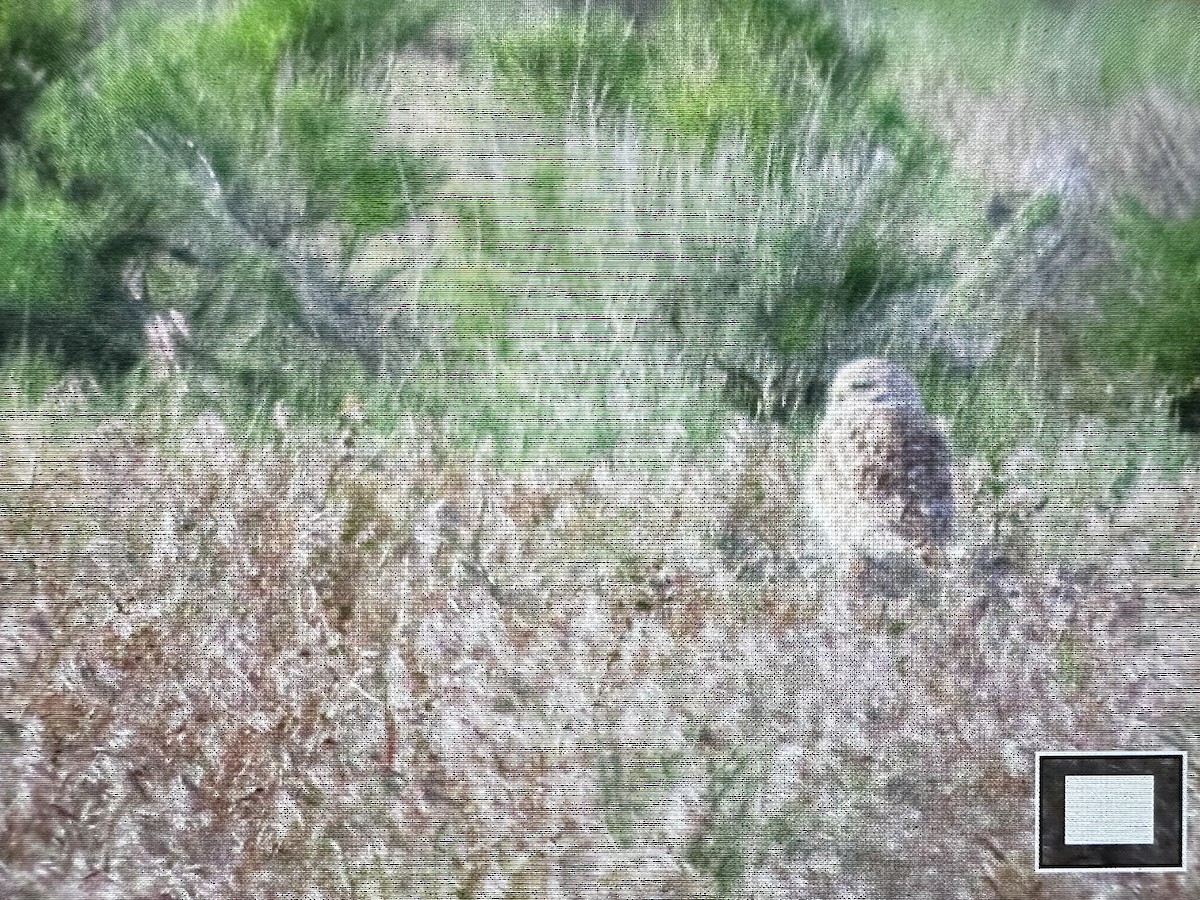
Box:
[1064,775,1156,845]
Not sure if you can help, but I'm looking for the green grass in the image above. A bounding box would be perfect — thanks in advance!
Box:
[5,0,1200,473]
[856,0,1200,101]
[1092,204,1200,393]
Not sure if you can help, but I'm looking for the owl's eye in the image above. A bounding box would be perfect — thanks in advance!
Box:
[850,380,874,390]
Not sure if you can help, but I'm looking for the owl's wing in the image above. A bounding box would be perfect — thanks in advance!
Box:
[842,408,954,550]
[898,412,955,548]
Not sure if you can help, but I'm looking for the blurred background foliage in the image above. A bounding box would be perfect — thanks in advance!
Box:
[0,0,1198,455]
[0,0,437,381]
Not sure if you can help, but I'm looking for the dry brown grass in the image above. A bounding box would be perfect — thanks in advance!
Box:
[0,392,1195,898]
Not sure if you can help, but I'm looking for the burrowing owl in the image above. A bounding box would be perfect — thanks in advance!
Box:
[807,358,953,567]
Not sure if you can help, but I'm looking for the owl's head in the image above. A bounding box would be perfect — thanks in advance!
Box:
[826,357,925,412]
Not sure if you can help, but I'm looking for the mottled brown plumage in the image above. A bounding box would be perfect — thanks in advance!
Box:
[808,358,954,566]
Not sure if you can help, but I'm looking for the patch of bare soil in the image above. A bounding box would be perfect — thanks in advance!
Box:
[916,81,1200,218]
